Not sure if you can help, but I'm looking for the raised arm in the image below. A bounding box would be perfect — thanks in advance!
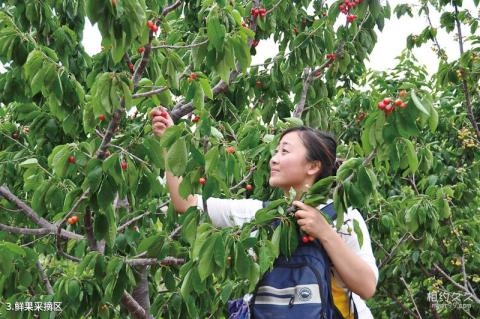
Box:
[151,106,197,214]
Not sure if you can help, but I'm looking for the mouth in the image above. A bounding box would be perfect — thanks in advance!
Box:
[270,169,280,174]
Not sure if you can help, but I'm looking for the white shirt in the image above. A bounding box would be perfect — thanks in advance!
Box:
[196,195,378,319]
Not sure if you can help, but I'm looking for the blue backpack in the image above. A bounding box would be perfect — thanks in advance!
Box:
[248,201,357,319]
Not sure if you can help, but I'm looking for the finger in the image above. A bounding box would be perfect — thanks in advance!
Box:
[153,123,165,131]
[294,210,308,219]
[296,218,307,226]
[292,200,309,209]
[150,108,162,118]
[152,116,167,124]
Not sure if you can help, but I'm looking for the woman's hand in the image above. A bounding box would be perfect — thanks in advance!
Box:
[150,106,174,137]
[292,201,331,240]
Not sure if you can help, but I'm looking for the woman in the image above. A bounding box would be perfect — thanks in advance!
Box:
[151,106,378,319]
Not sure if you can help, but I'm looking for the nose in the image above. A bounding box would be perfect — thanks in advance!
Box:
[270,153,279,167]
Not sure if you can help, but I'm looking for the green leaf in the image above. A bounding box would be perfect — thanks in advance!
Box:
[411,91,430,116]
[199,78,213,99]
[181,211,199,246]
[271,223,282,257]
[19,158,38,168]
[403,138,418,174]
[352,219,363,248]
[167,137,188,176]
[198,233,218,281]
[86,159,104,192]
[437,197,451,220]
[207,11,225,50]
[105,205,117,248]
[94,212,109,241]
[213,234,226,268]
[234,242,250,279]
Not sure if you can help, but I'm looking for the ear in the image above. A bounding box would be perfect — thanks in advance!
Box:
[307,161,322,177]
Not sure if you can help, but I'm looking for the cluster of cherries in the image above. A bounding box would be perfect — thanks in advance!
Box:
[301,235,316,244]
[187,72,198,83]
[377,97,407,115]
[339,0,364,22]
[325,53,337,61]
[251,7,267,17]
[146,20,159,33]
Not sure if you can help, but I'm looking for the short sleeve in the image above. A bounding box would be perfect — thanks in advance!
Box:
[195,194,263,228]
[340,208,379,283]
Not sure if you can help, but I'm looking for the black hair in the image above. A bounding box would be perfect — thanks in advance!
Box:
[279,126,343,184]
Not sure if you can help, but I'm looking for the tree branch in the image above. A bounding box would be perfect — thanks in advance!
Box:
[132,87,168,99]
[0,185,83,240]
[84,208,98,251]
[0,223,51,235]
[381,287,421,319]
[36,260,54,295]
[125,257,186,267]
[132,266,152,319]
[432,263,480,304]
[400,276,423,319]
[454,4,480,142]
[266,0,283,15]
[151,39,208,50]
[117,200,170,232]
[121,291,151,319]
[162,0,182,16]
[229,166,257,192]
[96,100,125,160]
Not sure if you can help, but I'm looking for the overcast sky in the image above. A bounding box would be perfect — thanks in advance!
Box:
[0,1,475,76]
[81,1,476,76]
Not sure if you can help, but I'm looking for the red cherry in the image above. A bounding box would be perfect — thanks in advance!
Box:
[347,14,357,23]
[68,156,76,164]
[121,161,128,170]
[67,217,74,225]
[383,97,391,105]
[378,101,386,110]
[98,114,106,122]
[399,90,408,98]
[226,146,235,154]
[385,103,394,112]
[192,115,200,123]
[128,63,134,71]
[259,8,267,17]
[394,99,403,106]
[199,177,206,185]
[190,73,197,80]
[11,132,19,139]
[138,47,145,54]
[152,25,159,33]
[147,21,154,29]
[245,184,253,191]
[111,0,117,6]
[71,216,78,223]
[302,236,310,244]
[400,102,407,109]
[255,80,262,89]
[322,12,327,17]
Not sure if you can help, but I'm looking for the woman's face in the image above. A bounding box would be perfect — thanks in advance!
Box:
[268,131,321,195]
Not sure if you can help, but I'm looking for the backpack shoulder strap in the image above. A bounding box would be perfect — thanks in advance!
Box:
[319,201,336,220]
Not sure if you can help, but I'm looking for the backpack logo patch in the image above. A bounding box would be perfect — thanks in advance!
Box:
[298,287,312,301]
